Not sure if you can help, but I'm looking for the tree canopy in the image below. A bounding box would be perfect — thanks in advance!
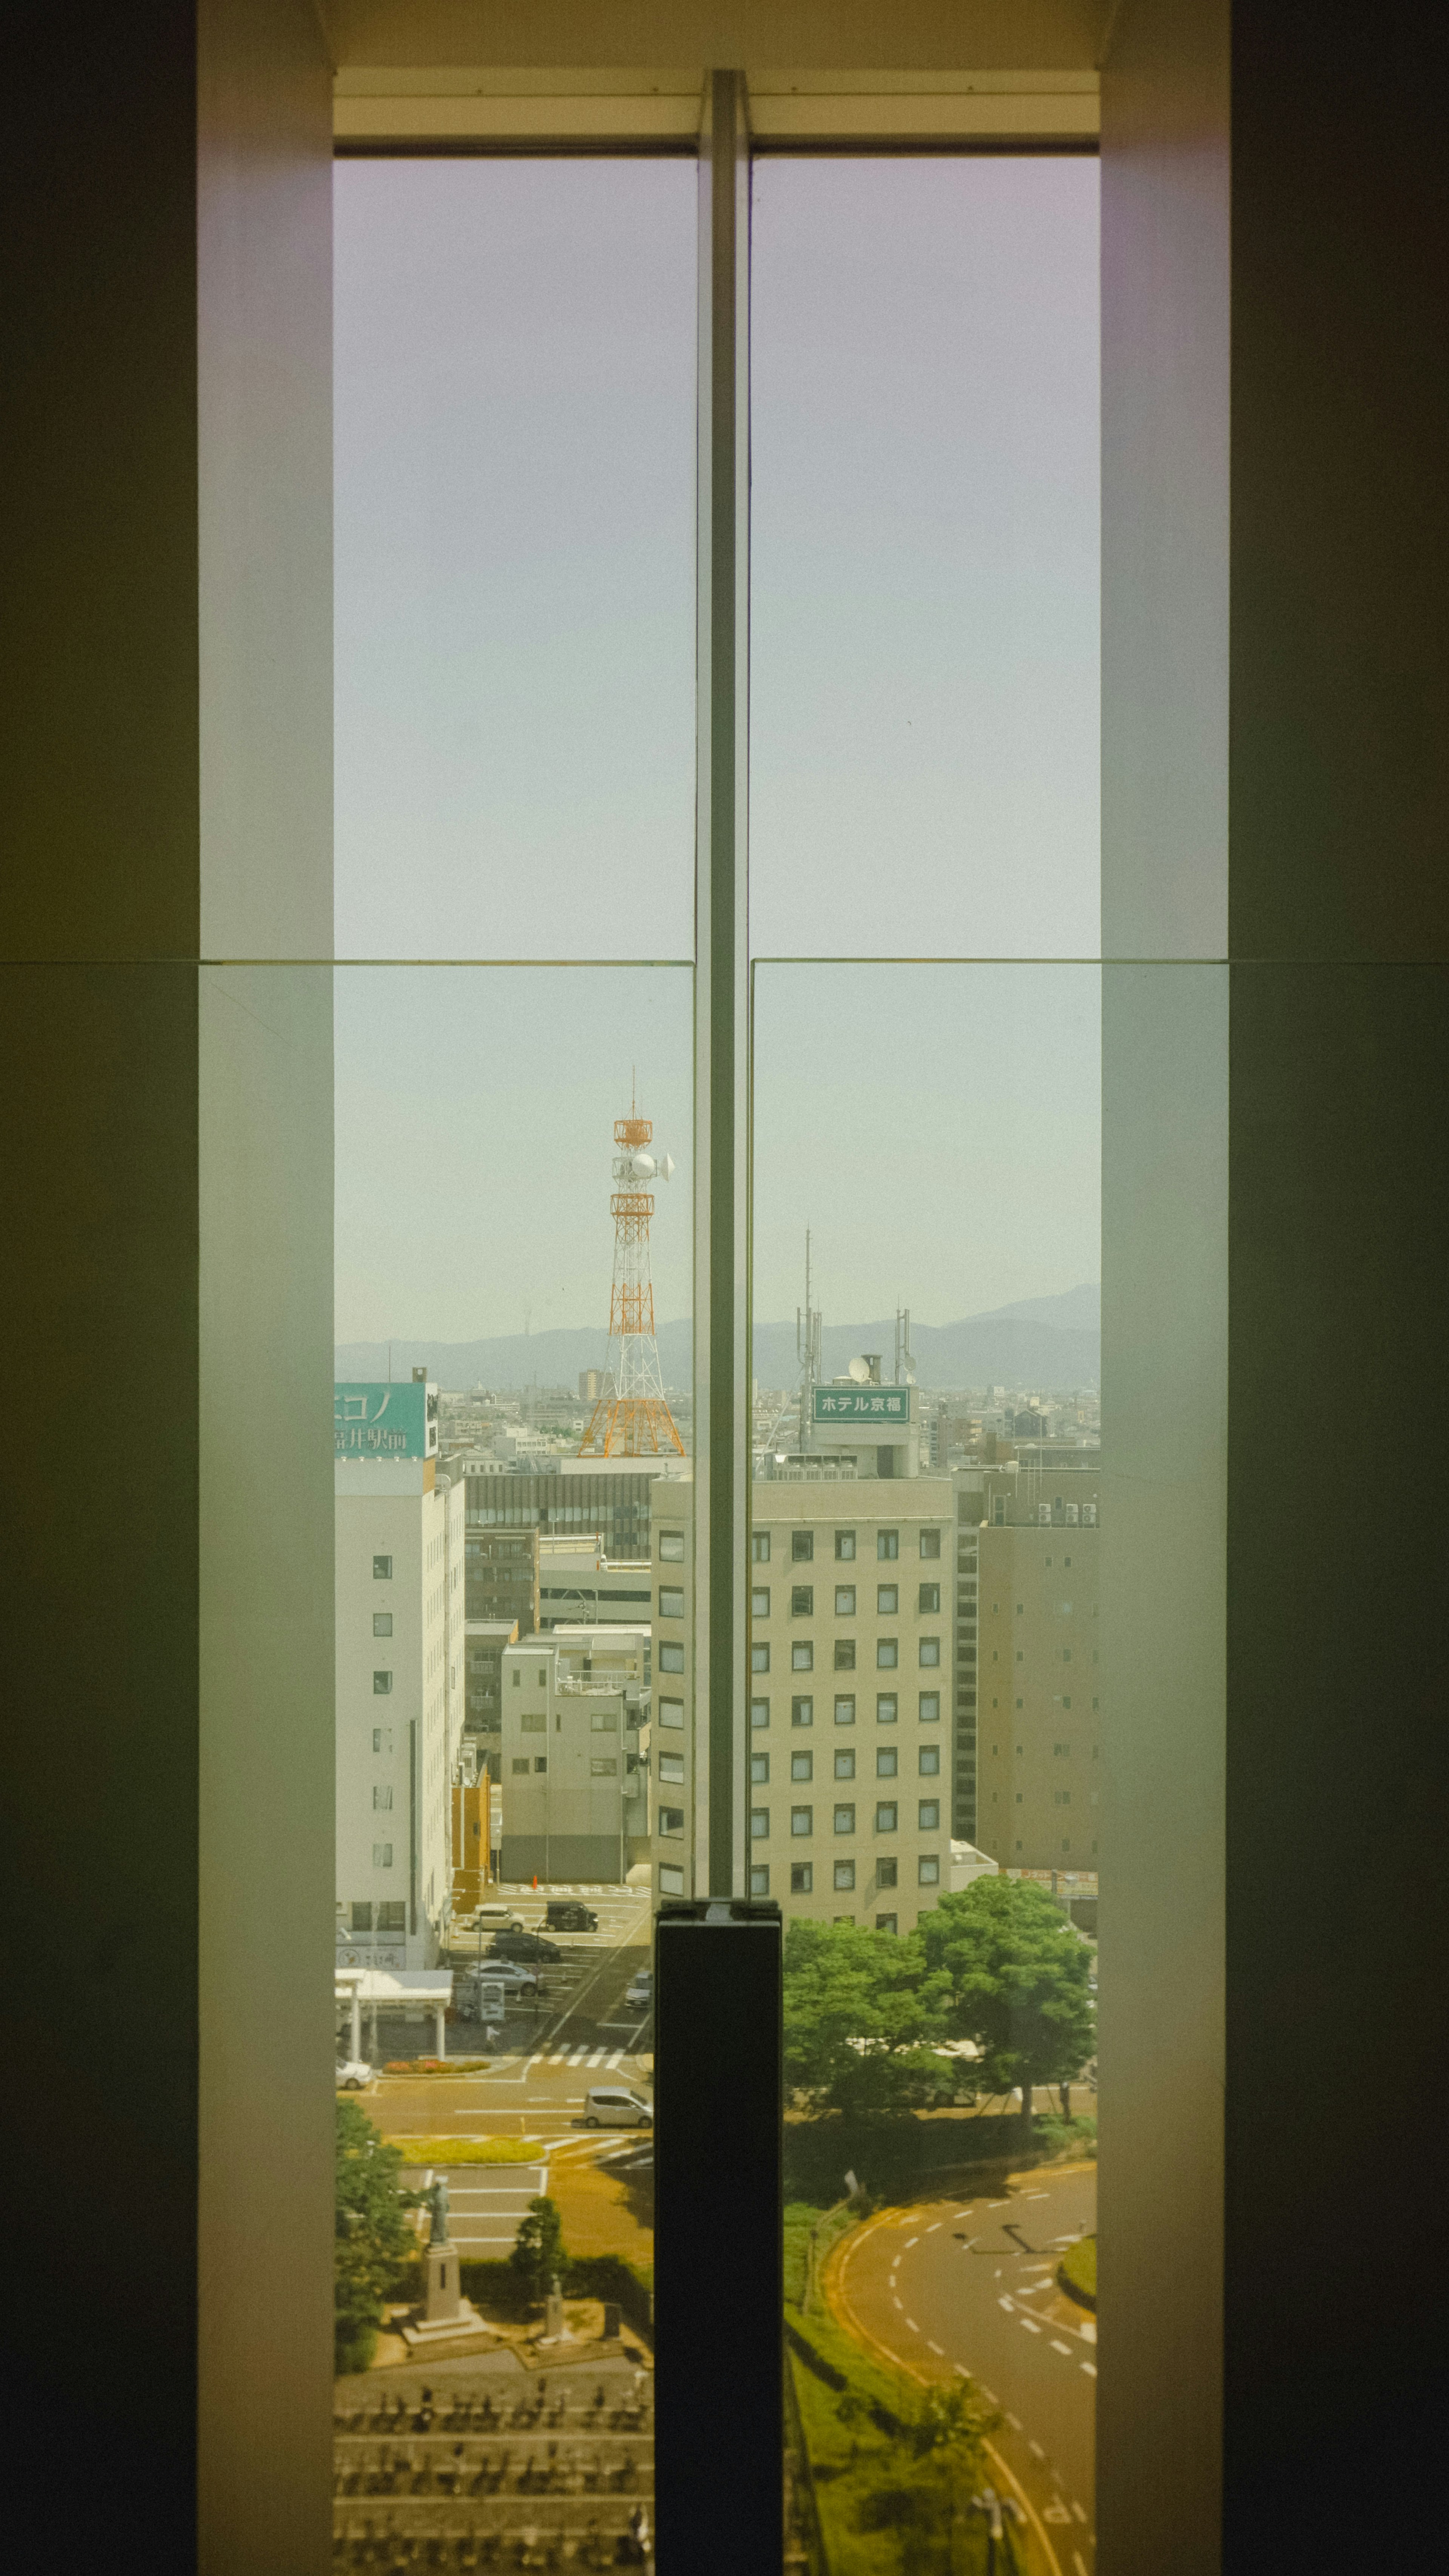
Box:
[511,2193,566,2301]
[781,1883,1095,2127]
[335,2097,422,2373]
[918,1877,1095,2122]
[781,1919,958,2115]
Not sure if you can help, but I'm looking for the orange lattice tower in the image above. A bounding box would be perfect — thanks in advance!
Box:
[577,1092,685,1458]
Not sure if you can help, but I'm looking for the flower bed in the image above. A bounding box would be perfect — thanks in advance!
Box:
[382,2057,491,2075]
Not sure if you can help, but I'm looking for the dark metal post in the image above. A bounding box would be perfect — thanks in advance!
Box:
[692,65,751,1900]
[654,1900,782,2573]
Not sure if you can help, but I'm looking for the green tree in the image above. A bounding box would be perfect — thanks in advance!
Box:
[335,2097,422,2375]
[919,1878,1095,2138]
[782,1919,957,2116]
[859,2387,997,2573]
[510,2193,566,2303]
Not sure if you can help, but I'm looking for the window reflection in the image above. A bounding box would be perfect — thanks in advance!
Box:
[760,966,1100,2570]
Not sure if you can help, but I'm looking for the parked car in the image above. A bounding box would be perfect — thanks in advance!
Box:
[624,1971,652,2011]
[469,1903,525,1932]
[471,1959,539,1992]
[335,2060,372,2091]
[545,1899,598,1932]
[489,1930,562,1963]
[583,2087,653,2130]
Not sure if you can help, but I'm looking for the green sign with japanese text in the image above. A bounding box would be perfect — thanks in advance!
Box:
[813,1387,909,1424]
[334,1381,436,1459]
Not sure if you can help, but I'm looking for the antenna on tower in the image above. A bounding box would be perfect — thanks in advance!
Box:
[895,1306,915,1387]
[797,1229,823,1451]
[577,1093,684,1459]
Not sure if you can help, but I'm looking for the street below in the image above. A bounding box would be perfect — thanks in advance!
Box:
[827,2164,1097,2576]
[354,1887,655,2264]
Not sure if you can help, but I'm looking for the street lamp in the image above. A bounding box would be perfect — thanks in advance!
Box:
[966,2487,1024,2576]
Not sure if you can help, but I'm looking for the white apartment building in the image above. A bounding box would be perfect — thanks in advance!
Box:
[500,1626,651,1882]
[335,1378,464,1969]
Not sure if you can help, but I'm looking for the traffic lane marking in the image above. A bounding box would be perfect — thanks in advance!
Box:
[828,2217,1067,2576]
[854,2192,1096,2550]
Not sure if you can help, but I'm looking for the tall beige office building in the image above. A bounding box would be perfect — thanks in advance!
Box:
[974,1499,1101,1870]
[746,1478,952,1933]
[645,1464,953,1927]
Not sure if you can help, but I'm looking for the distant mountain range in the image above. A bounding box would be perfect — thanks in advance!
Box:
[335,1283,1100,1397]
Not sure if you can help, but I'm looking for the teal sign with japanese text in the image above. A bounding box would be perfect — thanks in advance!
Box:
[813,1387,909,1424]
[334,1381,436,1459]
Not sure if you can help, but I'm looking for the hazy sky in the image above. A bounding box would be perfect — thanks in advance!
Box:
[335,965,1098,1341]
[752,965,1099,1323]
[750,157,1100,959]
[334,968,693,1344]
[335,160,697,961]
[335,154,1098,965]
[333,158,1101,1340]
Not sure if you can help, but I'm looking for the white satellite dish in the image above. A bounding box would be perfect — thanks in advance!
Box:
[848,1356,871,1385]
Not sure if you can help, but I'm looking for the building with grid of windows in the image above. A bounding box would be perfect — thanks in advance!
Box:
[972,1486,1101,1872]
[499,1627,651,1882]
[649,1486,694,1897]
[746,1478,952,1932]
[463,1524,540,1636]
[950,1462,1101,1844]
[464,1467,665,1579]
[335,1422,465,1972]
[462,1615,518,1739]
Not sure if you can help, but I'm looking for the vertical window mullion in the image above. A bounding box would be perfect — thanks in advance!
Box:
[693,68,751,1895]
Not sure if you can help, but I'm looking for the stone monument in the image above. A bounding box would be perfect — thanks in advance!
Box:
[401,2174,489,2353]
[539,2267,572,2349]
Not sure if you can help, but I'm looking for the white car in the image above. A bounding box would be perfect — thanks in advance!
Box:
[335,2060,372,2090]
[624,1972,652,2012]
[472,1960,539,1993]
[584,2087,653,2130]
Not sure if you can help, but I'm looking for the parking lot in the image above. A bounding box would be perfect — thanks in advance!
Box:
[394,2160,551,2254]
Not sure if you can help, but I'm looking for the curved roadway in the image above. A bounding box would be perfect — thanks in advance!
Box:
[826,2164,1097,2576]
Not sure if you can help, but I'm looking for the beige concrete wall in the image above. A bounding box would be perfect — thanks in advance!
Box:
[974,1522,1101,1869]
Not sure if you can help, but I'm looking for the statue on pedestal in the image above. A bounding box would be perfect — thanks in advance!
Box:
[427,2176,450,2245]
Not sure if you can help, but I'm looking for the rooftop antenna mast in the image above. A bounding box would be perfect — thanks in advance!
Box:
[894,1306,916,1388]
[797,1229,823,1452]
[577,1092,684,1459]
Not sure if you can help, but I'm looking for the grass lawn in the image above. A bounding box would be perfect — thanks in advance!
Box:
[788,2302,1006,2576]
[393,2135,544,2164]
[1058,2232,1097,2308]
[785,2204,1009,2576]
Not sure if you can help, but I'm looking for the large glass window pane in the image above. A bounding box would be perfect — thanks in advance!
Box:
[751,158,1100,960]
[335,965,691,2561]
[757,963,1100,2571]
[335,161,697,960]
